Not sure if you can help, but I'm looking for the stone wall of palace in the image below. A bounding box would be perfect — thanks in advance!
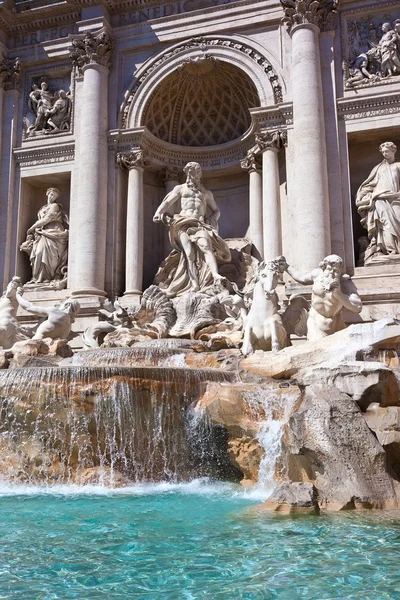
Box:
[0,0,399,339]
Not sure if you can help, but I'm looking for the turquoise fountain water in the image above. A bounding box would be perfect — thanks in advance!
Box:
[0,482,400,599]
[1,350,400,599]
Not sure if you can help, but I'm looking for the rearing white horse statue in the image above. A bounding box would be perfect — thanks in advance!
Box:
[242,258,288,355]
[241,257,309,356]
[0,276,24,349]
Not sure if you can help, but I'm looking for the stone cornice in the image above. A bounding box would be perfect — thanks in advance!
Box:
[280,0,339,33]
[337,92,400,122]
[0,3,80,35]
[13,140,75,168]
[109,126,256,172]
[0,0,268,34]
[250,103,293,129]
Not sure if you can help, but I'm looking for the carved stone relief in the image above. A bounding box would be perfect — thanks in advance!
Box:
[25,77,72,136]
[343,10,400,88]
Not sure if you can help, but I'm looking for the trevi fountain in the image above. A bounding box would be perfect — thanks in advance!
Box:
[1,0,400,597]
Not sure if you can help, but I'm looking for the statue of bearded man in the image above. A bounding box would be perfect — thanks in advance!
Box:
[281,255,362,341]
[153,162,231,297]
[356,142,400,262]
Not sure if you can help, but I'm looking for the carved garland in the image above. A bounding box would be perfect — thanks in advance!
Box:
[121,36,283,128]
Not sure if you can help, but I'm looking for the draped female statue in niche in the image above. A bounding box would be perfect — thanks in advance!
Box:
[20,187,69,285]
[356,142,400,263]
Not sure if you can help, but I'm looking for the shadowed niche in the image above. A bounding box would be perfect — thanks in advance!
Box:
[143,57,260,147]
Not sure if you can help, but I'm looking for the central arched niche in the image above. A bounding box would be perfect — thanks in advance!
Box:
[142,57,260,147]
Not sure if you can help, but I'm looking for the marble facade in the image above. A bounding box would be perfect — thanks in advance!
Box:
[0,0,399,344]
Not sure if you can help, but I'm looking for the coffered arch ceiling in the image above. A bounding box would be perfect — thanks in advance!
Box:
[142,57,260,147]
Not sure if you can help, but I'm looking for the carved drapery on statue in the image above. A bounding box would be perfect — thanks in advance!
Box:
[280,0,339,32]
[153,162,231,298]
[155,216,231,297]
[356,143,400,264]
[20,187,69,288]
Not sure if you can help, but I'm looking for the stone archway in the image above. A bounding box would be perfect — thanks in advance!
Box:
[120,35,285,131]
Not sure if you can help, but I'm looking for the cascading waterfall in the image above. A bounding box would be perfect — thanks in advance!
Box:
[245,386,297,493]
[0,365,237,485]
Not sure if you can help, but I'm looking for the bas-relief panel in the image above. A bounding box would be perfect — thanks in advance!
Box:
[341,1,400,89]
[22,70,73,140]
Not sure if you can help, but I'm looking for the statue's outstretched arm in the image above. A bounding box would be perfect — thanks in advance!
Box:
[153,185,182,221]
[16,291,50,317]
[286,265,315,285]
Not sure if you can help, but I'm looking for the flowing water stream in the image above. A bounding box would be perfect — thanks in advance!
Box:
[0,365,237,485]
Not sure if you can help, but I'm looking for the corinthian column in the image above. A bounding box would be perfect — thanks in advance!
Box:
[241,151,263,259]
[281,0,338,271]
[117,149,149,303]
[0,58,21,286]
[256,131,286,261]
[68,31,113,297]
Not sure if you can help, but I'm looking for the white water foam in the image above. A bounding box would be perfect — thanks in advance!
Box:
[0,477,267,500]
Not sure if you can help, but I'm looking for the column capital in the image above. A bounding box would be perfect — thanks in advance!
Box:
[164,166,182,182]
[280,0,339,34]
[117,149,149,170]
[241,150,262,172]
[69,29,113,74]
[0,57,20,91]
[255,131,287,154]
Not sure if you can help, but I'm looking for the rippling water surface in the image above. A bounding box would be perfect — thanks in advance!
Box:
[1,481,400,599]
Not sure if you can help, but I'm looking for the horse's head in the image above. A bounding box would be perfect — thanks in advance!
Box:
[257,259,282,297]
[5,276,22,299]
